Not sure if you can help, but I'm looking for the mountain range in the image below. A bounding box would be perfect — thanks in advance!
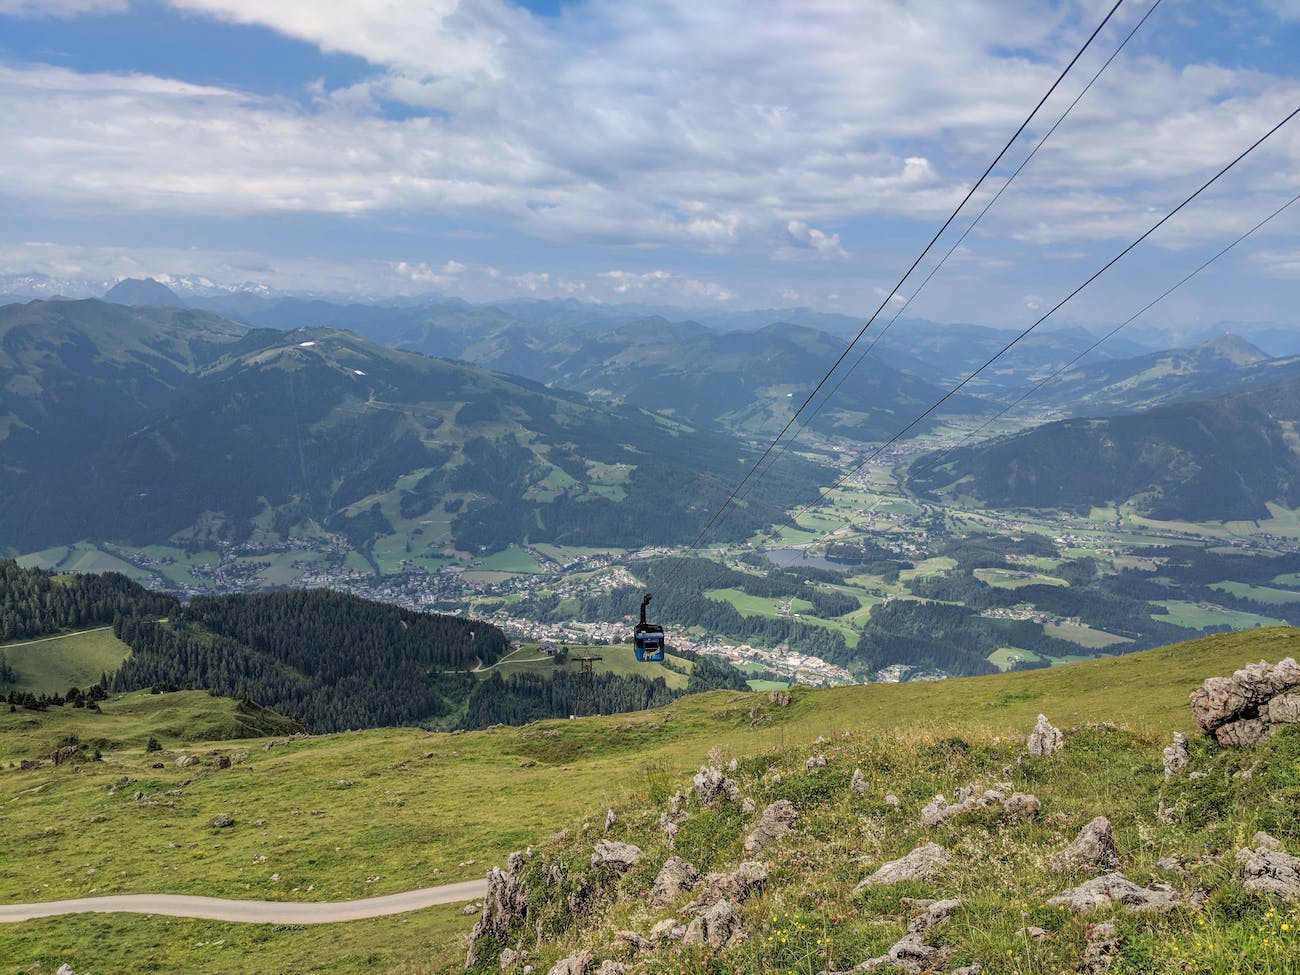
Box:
[908,370,1300,521]
[0,299,821,556]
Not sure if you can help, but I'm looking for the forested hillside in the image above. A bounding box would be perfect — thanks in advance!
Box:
[0,559,175,642]
[0,300,824,556]
[908,373,1300,520]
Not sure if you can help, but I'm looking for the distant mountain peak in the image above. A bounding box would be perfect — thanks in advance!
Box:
[1196,332,1270,366]
[104,278,185,308]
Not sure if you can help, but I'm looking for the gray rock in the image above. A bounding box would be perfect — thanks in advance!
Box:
[1156,800,1177,825]
[594,963,627,975]
[921,781,1037,827]
[55,966,76,975]
[1156,856,1183,872]
[767,690,790,707]
[1027,714,1064,757]
[649,918,684,940]
[211,754,231,770]
[1049,817,1120,874]
[462,902,479,915]
[1190,658,1300,744]
[693,861,769,908]
[175,754,199,768]
[649,856,699,906]
[1162,732,1189,780]
[1081,920,1120,972]
[854,843,949,891]
[806,754,827,769]
[682,898,746,951]
[207,813,235,828]
[1235,840,1300,899]
[1253,831,1284,851]
[615,930,652,951]
[1046,873,1189,913]
[850,768,867,795]
[1003,792,1041,821]
[884,793,900,807]
[591,841,642,872]
[545,950,591,975]
[604,808,616,832]
[693,765,742,804]
[744,800,797,855]
[466,861,531,967]
[500,947,519,970]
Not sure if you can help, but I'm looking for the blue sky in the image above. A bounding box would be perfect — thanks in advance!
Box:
[1,0,1298,334]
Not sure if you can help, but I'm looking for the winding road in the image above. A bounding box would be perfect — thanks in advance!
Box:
[0,879,488,924]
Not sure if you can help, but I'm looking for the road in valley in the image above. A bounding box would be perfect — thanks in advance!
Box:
[0,879,488,924]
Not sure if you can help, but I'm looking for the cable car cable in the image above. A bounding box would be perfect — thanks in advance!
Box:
[658,0,1129,591]
[774,102,1300,541]
[731,0,1165,509]
[911,189,1300,480]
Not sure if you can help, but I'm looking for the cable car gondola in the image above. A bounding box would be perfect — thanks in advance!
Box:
[633,593,665,662]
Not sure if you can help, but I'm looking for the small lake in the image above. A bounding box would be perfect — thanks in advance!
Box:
[763,547,840,571]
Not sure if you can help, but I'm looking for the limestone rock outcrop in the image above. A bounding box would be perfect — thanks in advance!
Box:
[466,861,531,967]
[744,800,797,854]
[1046,873,1191,913]
[1027,714,1064,757]
[854,843,949,892]
[590,841,642,873]
[1190,657,1300,746]
[649,856,698,906]
[1049,817,1120,874]
[1234,833,1300,900]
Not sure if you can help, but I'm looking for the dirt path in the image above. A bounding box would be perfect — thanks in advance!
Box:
[0,879,488,924]
[0,626,114,650]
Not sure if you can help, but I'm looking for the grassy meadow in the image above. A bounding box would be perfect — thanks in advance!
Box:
[4,627,1300,973]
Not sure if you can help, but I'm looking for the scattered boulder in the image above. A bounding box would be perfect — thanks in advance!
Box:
[1027,714,1065,757]
[806,754,827,770]
[461,903,479,915]
[744,800,797,855]
[693,861,768,908]
[884,793,900,807]
[1162,733,1190,780]
[649,856,699,907]
[693,765,742,804]
[768,690,790,707]
[824,898,963,974]
[615,930,652,951]
[51,745,83,766]
[649,918,684,941]
[594,963,626,975]
[1046,873,1191,913]
[466,862,531,967]
[682,898,747,951]
[921,782,1039,827]
[207,813,235,829]
[1190,658,1300,746]
[1234,833,1300,899]
[591,841,642,872]
[499,948,518,970]
[854,843,949,892]
[1049,817,1120,874]
[545,950,590,975]
[175,754,199,768]
[604,808,616,832]
[56,966,77,975]
[212,754,231,770]
[850,768,867,795]
[1081,920,1120,973]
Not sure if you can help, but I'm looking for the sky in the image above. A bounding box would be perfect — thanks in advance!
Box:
[1,0,1298,332]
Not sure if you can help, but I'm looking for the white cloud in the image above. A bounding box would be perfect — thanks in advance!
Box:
[599,269,734,302]
[782,220,848,260]
[0,0,1297,277]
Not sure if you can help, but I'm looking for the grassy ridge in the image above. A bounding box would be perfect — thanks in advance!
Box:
[2,627,1298,974]
[0,627,130,694]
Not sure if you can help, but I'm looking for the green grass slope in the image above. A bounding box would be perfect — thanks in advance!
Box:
[0,627,130,694]
[2,627,1298,974]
